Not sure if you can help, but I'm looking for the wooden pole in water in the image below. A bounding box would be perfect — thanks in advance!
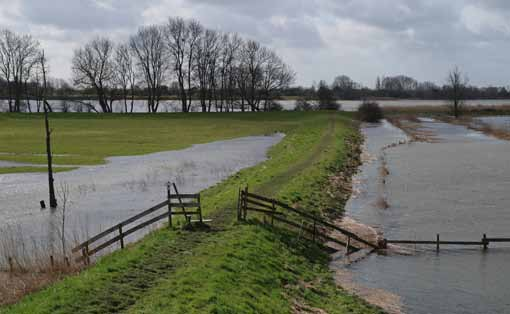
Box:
[483,234,488,251]
[436,234,440,253]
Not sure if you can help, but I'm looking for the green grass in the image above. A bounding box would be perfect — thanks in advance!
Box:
[0,166,77,174]
[0,112,308,166]
[2,112,381,314]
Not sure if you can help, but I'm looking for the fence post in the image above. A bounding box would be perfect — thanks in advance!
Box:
[271,199,276,226]
[50,255,54,268]
[167,182,172,228]
[85,244,90,265]
[243,186,248,220]
[436,234,440,253]
[236,188,241,222]
[119,225,124,249]
[483,234,488,251]
[8,256,13,273]
[198,193,203,223]
[313,219,317,242]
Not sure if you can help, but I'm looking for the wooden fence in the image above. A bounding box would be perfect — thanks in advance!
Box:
[385,234,510,252]
[72,183,202,264]
[237,187,379,254]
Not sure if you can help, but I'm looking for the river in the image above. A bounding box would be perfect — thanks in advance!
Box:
[2,99,510,113]
[343,117,510,313]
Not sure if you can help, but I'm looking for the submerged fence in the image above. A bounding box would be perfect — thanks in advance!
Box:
[385,234,510,252]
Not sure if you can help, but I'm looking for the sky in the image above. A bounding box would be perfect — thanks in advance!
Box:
[1,0,510,88]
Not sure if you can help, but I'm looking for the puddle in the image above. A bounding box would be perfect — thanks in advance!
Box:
[0,134,283,264]
[342,119,510,314]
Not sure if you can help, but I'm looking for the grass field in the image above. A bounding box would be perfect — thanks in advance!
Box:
[1,112,382,314]
[0,112,306,167]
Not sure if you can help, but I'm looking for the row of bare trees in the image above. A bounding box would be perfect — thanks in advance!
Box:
[71,17,295,113]
[0,29,43,112]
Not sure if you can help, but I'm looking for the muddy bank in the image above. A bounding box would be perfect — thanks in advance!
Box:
[327,121,406,313]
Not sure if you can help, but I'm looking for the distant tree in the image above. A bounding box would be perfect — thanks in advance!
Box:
[446,66,468,118]
[72,37,115,113]
[130,26,167,113]
[317,80,338,110]
[0,29,40,112]
[165,17,203,113]
[358,100,383,122]
[332,75,354,99]
[260,50,295,111]
[114,43,136,113]
[294,98,315,111]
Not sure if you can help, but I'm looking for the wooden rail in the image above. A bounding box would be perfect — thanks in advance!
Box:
[237,187,379,254]
[72,183,203,264]
[385,234,510,251]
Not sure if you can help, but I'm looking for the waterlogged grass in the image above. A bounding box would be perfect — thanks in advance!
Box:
[0,166,77,174]
[0,112,311,167]
[2,112,382,314]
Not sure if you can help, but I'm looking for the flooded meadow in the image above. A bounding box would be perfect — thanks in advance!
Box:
[342,117,510,313]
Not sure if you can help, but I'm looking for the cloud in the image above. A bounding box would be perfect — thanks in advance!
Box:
[1,0,510,86]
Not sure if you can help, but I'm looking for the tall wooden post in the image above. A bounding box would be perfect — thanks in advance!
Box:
[483,234,488,251]
[41,50,57,208]
[436,234,440,253]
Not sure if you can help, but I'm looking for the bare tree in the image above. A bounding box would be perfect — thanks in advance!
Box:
[114,43,136,113]
[40,50,57,208]
[0,29,39,112]
[446,66,468,118]
[57,182,70,260]
[260,50,295,111]
[72,37,115,113]
[237,40,270,111]
[218,33,242,112]
[165,18,203,112]
[130,25,166,113]
[195,29,220,112]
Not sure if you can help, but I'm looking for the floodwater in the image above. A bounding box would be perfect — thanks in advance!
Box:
[2,99,510,113]
[0,134,283,264]
[475,116,510,132]
[343,119,510,314]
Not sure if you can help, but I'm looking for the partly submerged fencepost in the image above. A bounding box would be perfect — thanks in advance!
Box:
[483,234,488,251]
[436,234,440,253]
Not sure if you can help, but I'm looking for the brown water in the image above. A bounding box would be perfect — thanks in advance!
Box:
[344,119,510,314]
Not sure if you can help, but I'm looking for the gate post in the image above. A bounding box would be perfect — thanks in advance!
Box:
[167,182,172,228]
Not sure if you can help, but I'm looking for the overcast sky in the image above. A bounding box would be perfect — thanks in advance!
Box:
[1,0,510,87]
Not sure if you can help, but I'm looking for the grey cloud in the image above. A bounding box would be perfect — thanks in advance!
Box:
[21,0,148,30]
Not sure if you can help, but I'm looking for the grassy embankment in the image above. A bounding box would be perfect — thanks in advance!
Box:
[1,112,382,314]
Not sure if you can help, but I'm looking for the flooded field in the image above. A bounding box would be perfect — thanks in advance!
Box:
[344,118,510,314]
[0,134,283,264]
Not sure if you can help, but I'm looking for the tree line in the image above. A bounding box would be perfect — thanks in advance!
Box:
[0,17,296,113]
[283,73,509,101]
